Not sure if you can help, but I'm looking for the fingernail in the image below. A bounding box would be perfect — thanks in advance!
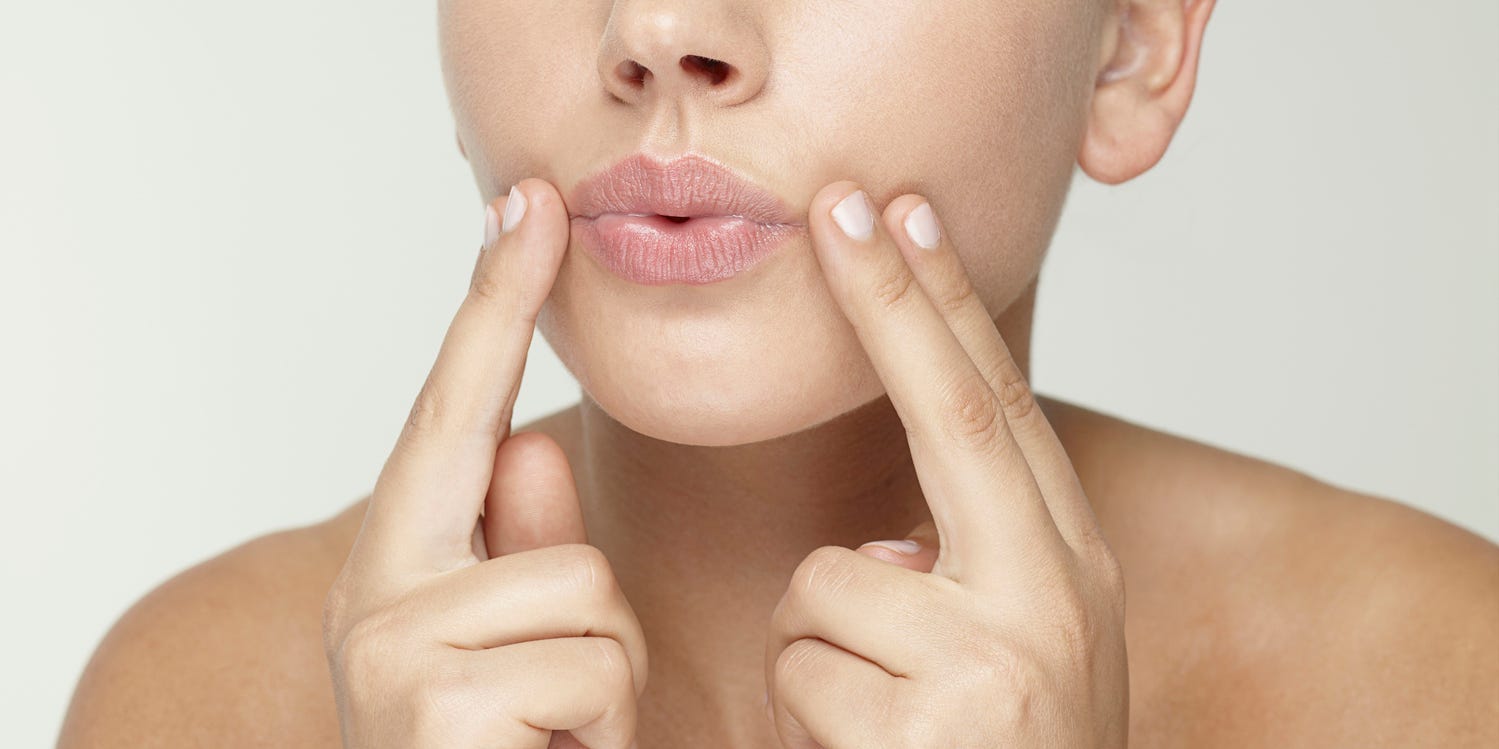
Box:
[904,202,941,250]
[831,189,874,241]
[483,203,500,250]
[501,184,527,234]
[861,539,922,555]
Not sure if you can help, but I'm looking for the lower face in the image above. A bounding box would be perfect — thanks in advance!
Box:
[438,0,1102,446]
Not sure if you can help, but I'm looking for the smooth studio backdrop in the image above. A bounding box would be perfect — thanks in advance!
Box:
[4,1,1496,745]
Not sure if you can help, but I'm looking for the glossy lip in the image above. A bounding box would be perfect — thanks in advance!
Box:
[567,152,805,285]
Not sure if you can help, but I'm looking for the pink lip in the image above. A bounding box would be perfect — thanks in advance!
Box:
[567,152,805,285]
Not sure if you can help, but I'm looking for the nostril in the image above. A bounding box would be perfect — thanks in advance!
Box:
[616,59,649,88]
[680,55,732,86]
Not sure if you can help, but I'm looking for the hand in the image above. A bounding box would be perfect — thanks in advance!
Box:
[763,184,1128,748]
[322,180,648,749]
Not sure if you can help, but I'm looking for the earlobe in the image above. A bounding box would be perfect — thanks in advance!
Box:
[1077,0,1218,185]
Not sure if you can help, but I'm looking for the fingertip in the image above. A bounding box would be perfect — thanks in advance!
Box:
[807,182,880,282]
[810,180,865,216]
[525,180,571,263]
[878,195,947,265]
[854,543,904,565]
[485,429,588,556]
[880,193,930,234]
[481,178,569,290]
[511,177,570,224]
[493,430,576,489]
[810,180,865,230]
[482,201,501,250]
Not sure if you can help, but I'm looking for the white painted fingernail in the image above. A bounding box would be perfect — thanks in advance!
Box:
[831,190,874,241]
[861,539,922,555]
[483,203,500,249]
[904,202,941,250]
[501,184,527,234]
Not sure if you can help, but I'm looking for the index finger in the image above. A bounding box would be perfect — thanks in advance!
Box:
[363,178,570,575]
[879,195,1104,554]
[809,181,1068,587]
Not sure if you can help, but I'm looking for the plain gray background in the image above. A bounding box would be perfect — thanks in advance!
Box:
[4,1,1496,745]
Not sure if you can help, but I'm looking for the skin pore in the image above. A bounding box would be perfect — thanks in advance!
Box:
[53,0,1499,747]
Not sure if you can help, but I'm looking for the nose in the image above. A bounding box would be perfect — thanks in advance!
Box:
[597,0,770,108]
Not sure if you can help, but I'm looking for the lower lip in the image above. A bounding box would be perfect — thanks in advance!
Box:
[571,213,803,285]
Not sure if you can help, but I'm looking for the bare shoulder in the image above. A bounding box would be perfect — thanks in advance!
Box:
[57,405,581,747]
[56,518,352,747]
[1041,397,1499,746]
[1235,477,1499,746]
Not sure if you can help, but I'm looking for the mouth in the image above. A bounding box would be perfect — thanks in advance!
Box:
[568,151,804,225]
[601,212,706,223]
[567,152,805,285]
[576,211,795,224]
[570,211,805,286]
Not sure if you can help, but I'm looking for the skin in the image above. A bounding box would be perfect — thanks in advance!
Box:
[57,0,1499,747]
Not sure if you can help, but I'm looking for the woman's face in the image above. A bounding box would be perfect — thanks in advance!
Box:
[438,0,1112,446]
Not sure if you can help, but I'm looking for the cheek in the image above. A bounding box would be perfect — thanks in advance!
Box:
[439,1,607,200]
[780,0,1093,309]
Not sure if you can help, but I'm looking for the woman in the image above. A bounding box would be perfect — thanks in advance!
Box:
[58,0,1498,746]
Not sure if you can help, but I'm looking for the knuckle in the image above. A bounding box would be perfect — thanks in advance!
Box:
[869,262,921,314]
[466,257,510,306]
[337,611,398,678]
[789,545,857,601]
[468,253,540,325]
[972,643,1040,728]
[937,372,1004,452]
[991,361,1038,425]
[557,544,614,603]
[402,383,504,445]
[774,638,824,686]
[977,641,1026,690]
[1093,546,1128,621]
[1094,543,1126,600]
[1047,580,1101,671]
[412,659,474,738]
[935,271,980,317]
[590,637,633,692]
[403,377,451,439]
[321,579,355,656]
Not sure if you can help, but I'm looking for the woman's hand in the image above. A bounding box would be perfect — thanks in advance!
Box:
[764,183,1128,748]
[322,180,647,749]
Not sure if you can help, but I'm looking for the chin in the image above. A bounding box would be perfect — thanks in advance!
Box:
[538,233,885,447]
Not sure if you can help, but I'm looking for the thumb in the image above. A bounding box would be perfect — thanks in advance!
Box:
[480,430,589,559]
[855,519,940,573]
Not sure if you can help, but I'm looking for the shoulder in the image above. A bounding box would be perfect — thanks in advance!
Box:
[1043,397,1499,745]
[1255,482,1499,745]
[57,512,359,747]
[53,406,582,747]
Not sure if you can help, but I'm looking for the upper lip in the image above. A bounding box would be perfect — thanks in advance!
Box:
[567,151,803,226]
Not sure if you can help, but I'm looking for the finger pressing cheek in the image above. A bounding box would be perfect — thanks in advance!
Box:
[807,182,956,336]
[807,181,911,322]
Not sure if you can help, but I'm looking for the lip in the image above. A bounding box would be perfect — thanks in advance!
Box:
[568,152,805,285]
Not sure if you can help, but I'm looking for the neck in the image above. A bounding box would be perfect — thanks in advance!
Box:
[572,279,1037,734]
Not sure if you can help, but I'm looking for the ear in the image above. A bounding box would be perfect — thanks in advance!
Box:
[1078,0,1218,184]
